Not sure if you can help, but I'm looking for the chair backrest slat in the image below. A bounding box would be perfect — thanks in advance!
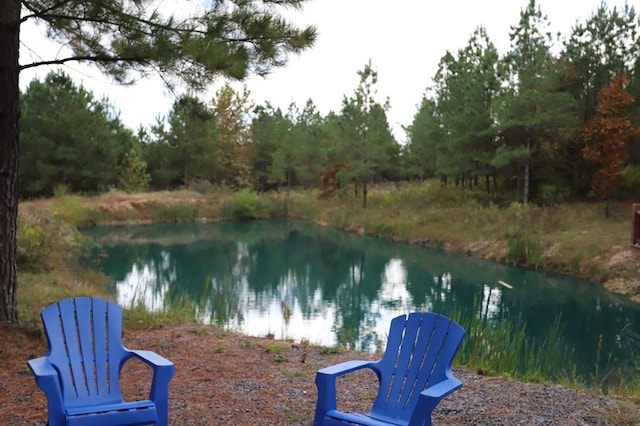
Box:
[400,315,453,408]
[75,297,100,396]
[383,313,423,408]
[371,312,464,423]
[41,297,126,407]
[396,314,444,408]
[92,298,109,395]
[376,314,407,394]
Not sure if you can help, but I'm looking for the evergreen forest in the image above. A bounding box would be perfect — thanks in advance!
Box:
[19,1,640,212]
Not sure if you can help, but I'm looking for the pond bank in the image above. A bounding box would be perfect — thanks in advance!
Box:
[20,187,640,303]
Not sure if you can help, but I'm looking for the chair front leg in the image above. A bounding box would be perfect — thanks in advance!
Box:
[314,360,374,426]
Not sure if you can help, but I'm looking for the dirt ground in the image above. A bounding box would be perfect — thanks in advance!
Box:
[2,323,640,425]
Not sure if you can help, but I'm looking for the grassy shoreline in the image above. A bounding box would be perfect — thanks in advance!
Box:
[23,182,640,287]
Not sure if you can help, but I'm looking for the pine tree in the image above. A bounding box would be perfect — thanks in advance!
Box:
[0,0,316,323]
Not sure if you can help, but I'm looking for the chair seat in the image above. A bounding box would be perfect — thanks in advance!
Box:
[66,400,157,426]
[325,410,403,426]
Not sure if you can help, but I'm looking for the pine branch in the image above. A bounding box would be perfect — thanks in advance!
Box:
[20,0,75,23]
[20,54,149,71]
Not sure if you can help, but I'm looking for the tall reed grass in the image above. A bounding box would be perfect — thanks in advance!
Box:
[453,310,579,384]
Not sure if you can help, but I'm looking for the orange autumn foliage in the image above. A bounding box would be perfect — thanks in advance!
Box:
[583,74,639,200]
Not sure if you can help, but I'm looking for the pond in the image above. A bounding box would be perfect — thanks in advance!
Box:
[86,219,640,380]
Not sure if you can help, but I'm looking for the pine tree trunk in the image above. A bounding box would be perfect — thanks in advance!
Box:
[524,139,531,205]
[362,180,367,209]
[0,0,20,323]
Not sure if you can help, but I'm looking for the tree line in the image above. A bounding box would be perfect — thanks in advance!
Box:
[406,1,640,208]
[19,1,640,211]
[20,61,400,209]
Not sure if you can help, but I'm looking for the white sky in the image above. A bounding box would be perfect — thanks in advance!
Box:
[18,0,632,143]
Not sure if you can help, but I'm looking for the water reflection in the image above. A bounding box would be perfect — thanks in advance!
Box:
[481,284,502,321]
[87,219,640,376]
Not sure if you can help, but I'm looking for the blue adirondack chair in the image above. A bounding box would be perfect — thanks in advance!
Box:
[314,312,465,426]
[27,297,175,426]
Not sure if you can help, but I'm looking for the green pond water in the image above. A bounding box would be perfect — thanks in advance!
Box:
[86,219,640,379]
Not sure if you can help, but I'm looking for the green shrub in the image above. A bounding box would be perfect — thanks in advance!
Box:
[320,346,342,355]
[122,300,198,329]
[53,184,69,198]
[17,212,81,272]
[623,164,640,186]
[264,343,288,361]
[506,231,543,268]
[261,195,289,218]
[363,220,395,239]
[17,218,50,272]
[535,185,571,207]
[220,189,261,220]
[620,165,640,198]
[327,211,349,229]
[48,196,105,226]
[213,343,227,353]
[152,204,199,223]
[188,180,215,194]
[264,343,284,354]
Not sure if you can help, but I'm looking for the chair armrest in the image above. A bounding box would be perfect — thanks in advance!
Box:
[28,356,58,380]
[422,376,462,400]
[130,350,175,403]
[27,357,65,419]
[317,359,374,377]
[408,377,463,425]
[131,350,174,369]
[314,360,376,426]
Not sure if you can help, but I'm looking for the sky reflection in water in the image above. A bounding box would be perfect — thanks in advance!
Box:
[88,219,640,371]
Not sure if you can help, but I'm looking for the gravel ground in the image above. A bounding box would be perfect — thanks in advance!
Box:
[2,323,639,425]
